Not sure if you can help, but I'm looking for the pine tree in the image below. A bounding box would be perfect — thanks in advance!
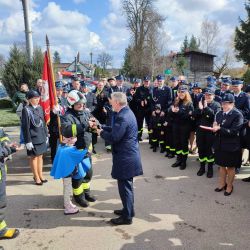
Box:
[53,51,61,64]
[181,35,189,53]
[189,35,201,52]
[121,46,134,77]
[2,44,44,97]
[235,1,250,65]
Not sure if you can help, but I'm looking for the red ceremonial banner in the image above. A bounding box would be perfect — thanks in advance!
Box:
[41,51,56,124]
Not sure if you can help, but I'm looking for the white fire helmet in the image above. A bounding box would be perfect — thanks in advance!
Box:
[67,90,86,106]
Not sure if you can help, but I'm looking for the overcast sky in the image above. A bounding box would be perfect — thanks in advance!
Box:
[0,0,246,67]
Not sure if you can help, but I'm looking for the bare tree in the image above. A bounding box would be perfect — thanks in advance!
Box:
[97,52,113,70]
[122,0,165,77]
[200,18,219,54]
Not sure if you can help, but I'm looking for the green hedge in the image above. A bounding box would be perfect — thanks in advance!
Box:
[0,108,19,127]
[0,98,13,109]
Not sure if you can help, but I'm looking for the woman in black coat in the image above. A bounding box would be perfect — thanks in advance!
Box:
[212,94,243,196]
[21,90,48,185]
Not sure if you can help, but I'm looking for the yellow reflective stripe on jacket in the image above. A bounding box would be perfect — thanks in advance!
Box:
[0,220,7,231]
[199,157,207,162]
[0,137,10,142]
[152,139,157,142]
[169,148,175,152]
[72,124,77,137]
[73,184,84,196]
[88,143,93,152]
[159,141,164,144]
[82,182,90,190]
[182,151,189,155]
[5,164,7,174]
[206,158,215,163]
[176,150,182,154]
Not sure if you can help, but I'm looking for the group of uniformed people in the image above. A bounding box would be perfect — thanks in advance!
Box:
[0,73,250,239]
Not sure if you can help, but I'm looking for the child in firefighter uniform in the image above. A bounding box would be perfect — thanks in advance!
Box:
[149,104,166,152]
[0,129,19,239]
[60,90,97,208]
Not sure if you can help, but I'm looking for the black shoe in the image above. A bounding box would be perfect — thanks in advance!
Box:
[153,147,157,152]
[197,166,205,176]
[224,186,233,196]
[74,195,89,207]
[92,149,97,154]
[235,168,240,174]
[168,153,175,159]
[207,166,213,178]
[35,181,43,186]
[242,176,250,182]
[85,192,96,202]
[165,151,169,157]
[171,157,182,168]
[110,216,132,225]
[179,162,186,170]
[138,138,143,142]
[214,184,227,192]
[41,179,48,183]
[114,209,123,216]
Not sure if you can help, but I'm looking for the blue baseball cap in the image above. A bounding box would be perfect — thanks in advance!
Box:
[221,93,235,103]
[143,76,150,81]
[156,75,164,81]
[115,75,124,81]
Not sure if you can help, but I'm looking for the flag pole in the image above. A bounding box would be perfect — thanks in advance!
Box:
[46,35,63,143]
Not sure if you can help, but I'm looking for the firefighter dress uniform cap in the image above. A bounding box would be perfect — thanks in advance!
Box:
[221,93,235,103]
[231,80,243,85]
[204,87,215,95]
[108,77,116,81]
[72,76,80,81]
[207,76,215,83]
[178,85,189,92]
[222,78,231,85]
[67,90,87,106]
[155,104,161,110]
[170,76,177,81]
[115,75,124,81]
[55,81,63,90]
[156,75,164,81]
[143,76,150,81]
[133,78,141,83]
[80,81,86,88]
[26,90,40,99]
[193,82,202,89]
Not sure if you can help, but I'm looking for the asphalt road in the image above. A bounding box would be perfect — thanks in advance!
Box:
[1,127,250,250]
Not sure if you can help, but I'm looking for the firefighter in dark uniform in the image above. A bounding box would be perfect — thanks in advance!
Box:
[127,78,140,116]
[231,80,250,173]
[164,76,179,158]
[133,76,152,141]
[48,81,67,163]
[92,81,109,124]
[149,104,165,152]
[213,94,244,196]
[214,78,232,103]
[190,82,203,154]
[81,82,98,153]
[0,130,19,240]
[115,75,128,93]
[152,75,172,112]
[61,90,96,207]
[194,87,221,178]
[169,85,194,170]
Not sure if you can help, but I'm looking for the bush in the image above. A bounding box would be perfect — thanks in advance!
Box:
[0,98,13,109]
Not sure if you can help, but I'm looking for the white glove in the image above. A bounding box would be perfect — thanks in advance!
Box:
[26,142,34,151]
[52,105,61,115]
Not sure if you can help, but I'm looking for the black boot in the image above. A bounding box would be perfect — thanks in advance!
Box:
[84,189,96,202]
[165,149,170,157]
[207,163,213,178]
[74,193,89,207]
[171,155,182,168]
[197,162,206,176]
[180,155,187,170]
[168,152,175,159]
[153,146,157,152]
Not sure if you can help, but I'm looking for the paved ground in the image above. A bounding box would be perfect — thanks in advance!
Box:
[1,127,250,250]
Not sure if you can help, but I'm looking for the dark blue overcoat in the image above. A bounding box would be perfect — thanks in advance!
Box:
[100,106,143,180]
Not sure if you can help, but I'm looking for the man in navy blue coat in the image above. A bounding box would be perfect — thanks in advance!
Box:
[98,92,143,225]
